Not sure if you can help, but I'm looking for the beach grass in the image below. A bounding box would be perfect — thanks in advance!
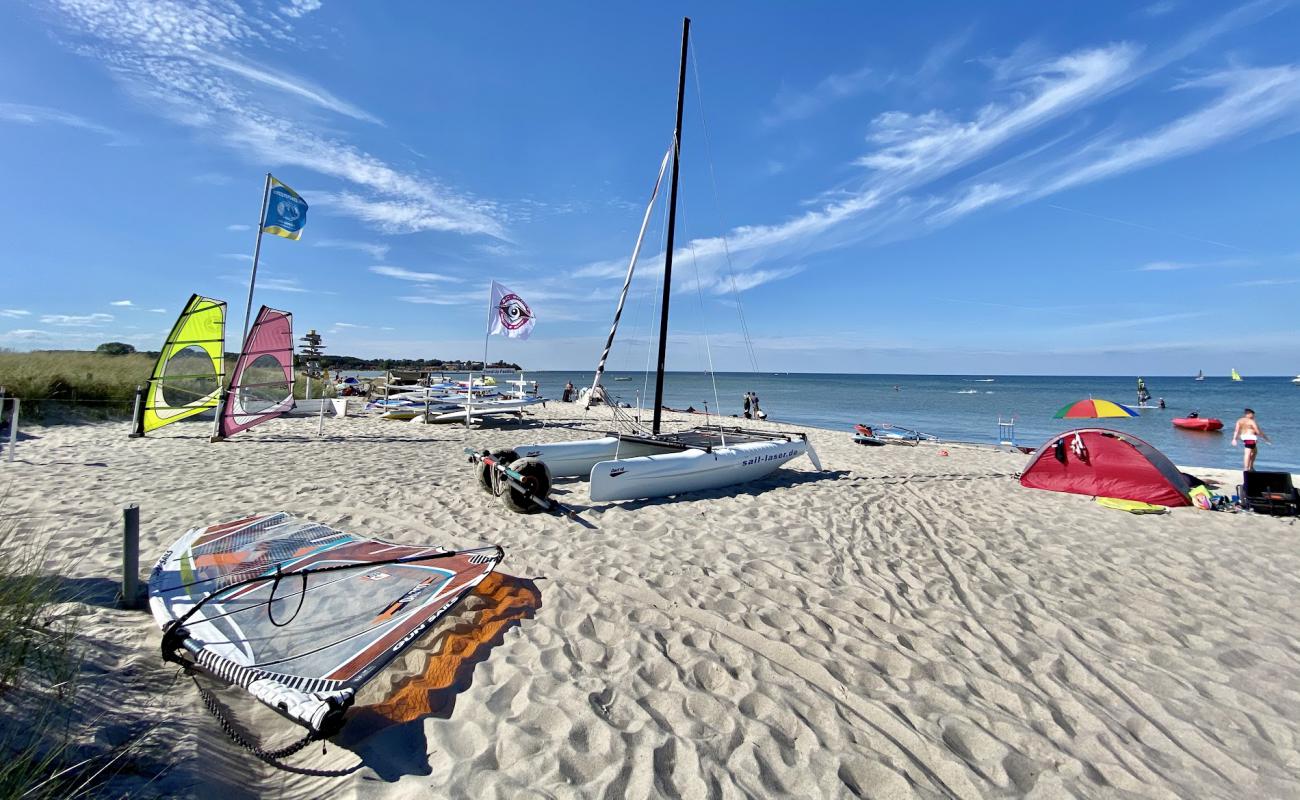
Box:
[0,351,329,422]
[0,519,84,797]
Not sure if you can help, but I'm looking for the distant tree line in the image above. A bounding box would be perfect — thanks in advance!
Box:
[81,344,518,371]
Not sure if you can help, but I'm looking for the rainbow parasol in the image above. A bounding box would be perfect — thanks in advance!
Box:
[1053,398,1139,419]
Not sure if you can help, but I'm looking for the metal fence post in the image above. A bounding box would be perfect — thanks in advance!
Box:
[121,503,142,609]
[128,384,145,438]
[6,398,18,463]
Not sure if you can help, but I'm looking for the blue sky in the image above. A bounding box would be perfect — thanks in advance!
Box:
[2,1,1298,375]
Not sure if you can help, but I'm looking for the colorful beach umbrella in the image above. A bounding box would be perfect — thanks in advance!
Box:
[1053,398,1139,419]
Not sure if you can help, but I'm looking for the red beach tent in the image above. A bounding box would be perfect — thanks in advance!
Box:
[1020,428,1193,507]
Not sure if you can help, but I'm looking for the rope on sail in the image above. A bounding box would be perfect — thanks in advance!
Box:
[585,144,674,410]
[689,42,760,375]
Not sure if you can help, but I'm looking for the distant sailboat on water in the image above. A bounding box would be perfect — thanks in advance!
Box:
[1231,368,1244,382]
[1195,369,1204,381]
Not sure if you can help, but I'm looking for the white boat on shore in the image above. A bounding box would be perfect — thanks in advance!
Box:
[473,19,821,509]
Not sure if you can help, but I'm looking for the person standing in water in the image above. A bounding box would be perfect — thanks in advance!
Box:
[1231,408,1271,470]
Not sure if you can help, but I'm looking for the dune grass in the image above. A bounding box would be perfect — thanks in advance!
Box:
[0,519,85,797]
[0,351,329,422]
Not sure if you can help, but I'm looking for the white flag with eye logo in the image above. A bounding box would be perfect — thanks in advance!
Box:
[488,281,535,340]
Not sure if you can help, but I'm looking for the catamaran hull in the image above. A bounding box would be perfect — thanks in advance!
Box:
[588,438,808,502]
[512,437,678,478]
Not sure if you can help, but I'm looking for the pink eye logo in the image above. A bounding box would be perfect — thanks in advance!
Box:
[497,293,532,330]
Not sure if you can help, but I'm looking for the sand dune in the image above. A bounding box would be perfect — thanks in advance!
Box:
[1,403,1297,798]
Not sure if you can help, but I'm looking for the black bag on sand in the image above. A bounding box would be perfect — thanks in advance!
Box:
[1237,471,1299,516]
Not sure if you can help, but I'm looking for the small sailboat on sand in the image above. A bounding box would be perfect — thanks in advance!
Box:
[470,18,820,509]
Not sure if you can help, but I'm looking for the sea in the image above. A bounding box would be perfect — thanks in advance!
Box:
[348,369,1300,472]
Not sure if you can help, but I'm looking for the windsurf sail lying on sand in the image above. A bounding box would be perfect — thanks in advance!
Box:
[149,513,504,736]
[215,306,294,439]
[137,294,226,435]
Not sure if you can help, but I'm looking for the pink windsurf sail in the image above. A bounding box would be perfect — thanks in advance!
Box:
[215,306,294,439]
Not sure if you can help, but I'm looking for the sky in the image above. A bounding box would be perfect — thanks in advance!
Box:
[1,0,1298,375]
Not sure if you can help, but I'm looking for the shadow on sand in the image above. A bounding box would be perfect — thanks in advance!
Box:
[334,572,543,781]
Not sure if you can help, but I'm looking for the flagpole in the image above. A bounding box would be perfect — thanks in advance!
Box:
[215,172,271,443]
[241,173,273,343]
[471,282,494,429]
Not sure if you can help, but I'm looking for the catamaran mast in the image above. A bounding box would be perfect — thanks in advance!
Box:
[652,16,690,435]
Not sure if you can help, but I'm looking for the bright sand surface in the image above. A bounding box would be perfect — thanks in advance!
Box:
[2,402,1298,798]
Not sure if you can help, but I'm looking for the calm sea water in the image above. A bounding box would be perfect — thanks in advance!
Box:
[518,371,1300,472]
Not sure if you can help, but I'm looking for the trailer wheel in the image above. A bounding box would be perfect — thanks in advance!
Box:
[476,449,519,494]
[502,457,552,513]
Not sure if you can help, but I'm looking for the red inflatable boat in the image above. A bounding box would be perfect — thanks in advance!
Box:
[1172,417,1223,431]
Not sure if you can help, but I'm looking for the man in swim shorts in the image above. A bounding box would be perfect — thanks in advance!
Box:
[1231,408,1270,470]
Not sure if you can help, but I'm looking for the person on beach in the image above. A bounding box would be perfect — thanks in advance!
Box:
[1231,408,1271,470]
[742,392,752,419]
[562,381,575,402]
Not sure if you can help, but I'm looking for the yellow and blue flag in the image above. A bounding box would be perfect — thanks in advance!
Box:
[262,176,308,240]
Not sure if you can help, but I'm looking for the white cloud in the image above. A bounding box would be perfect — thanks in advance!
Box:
[857,44,1141,180]
[1035,65,1300,197]
[110,299,134,306]
[316,192,501,237]
[281,0,322,18]
[332,322,363,328]
[0,329,55,341]
[370,265,462,283]
[763,64,880,127]
[44,0,505,240]
[40,313,114,326]
[314,239,391,260]
[227,223,252,231]
[1142,1,1176,18]
[149,308,168,313]
[197,52,379,124]
[1233,277,1300,286]
[0,309,31,318]
[0,102,128,144]
[1135,258,1249,272]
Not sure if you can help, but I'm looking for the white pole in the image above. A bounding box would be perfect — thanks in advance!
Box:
[472,282,494,430]
[7,398,18,463]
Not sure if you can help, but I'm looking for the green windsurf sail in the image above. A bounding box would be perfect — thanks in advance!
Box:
[137,295,226,435]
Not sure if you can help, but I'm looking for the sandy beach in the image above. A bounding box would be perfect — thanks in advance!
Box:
[2,402,1298,798]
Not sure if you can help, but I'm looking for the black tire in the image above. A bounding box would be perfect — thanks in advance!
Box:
[476,449,519,494]
[502,457,552,514]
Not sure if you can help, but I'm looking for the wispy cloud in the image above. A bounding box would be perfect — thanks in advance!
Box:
[1062,311,1208,333]
[763,64,880,127]
[0,102,128,144]
[40,313,113,326]
[281,0,322,18]
[0,309,31,318]
[196,52,380,124]
[0,329,55,342]
[1142,1,1177,18]
[370,265,462,283]
[44,0,506,239]
[1137,257,1251,271]
[314,239,391,260]
[109,299,133,306]
[149,308,168,313]
[315,192,501,236]
[1232,277,1300,286]
[226,223,252,231]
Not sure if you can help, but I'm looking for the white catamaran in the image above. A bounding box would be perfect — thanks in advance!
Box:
[474,18,820,507]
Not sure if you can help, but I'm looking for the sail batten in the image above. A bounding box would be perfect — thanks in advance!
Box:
[139,294,226,434]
